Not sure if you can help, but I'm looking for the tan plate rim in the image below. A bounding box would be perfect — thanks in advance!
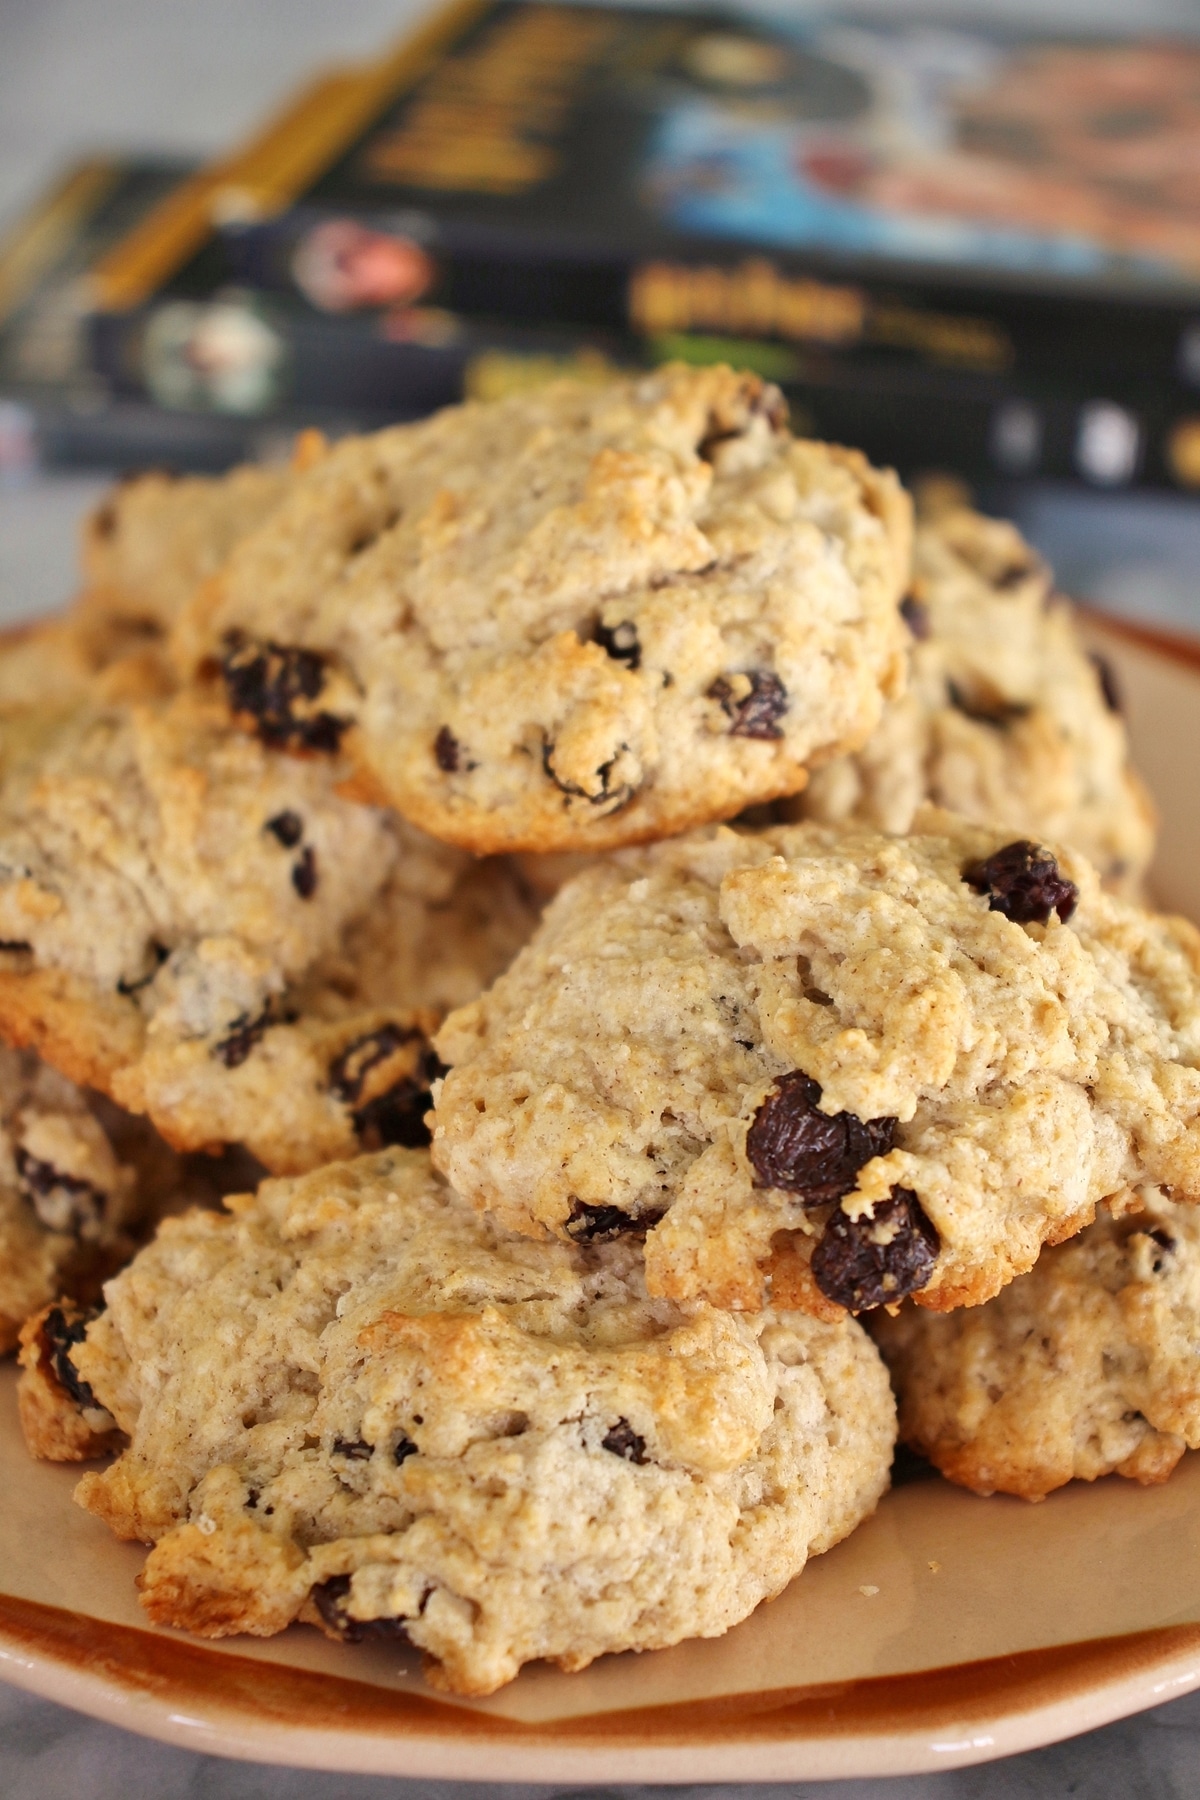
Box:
[3,1591,1200,1782]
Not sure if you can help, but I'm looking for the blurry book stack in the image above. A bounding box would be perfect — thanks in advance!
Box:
[4,0,1200,492]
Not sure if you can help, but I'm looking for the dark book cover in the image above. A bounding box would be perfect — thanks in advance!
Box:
[61,3,1200,487]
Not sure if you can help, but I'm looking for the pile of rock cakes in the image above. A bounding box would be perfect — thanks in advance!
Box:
[5,365,1197,1699]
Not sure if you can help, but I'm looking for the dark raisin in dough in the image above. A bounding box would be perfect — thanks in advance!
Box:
[394,1435,418,1466]
[220,631,348,753]
[214,1003,279,1068]
[15,1149,107,1236]
[564,1199,663,1243]
[812,1187,939,1312]
[39,1304,102,1408]
[595,620,641,670]
[963,839,1078,925]
[434,726,461,772]
[329,1024,423,1105]
[601,1419,648,1463]
[117,940,169,997]
[708,671,788,739]
[541,739,637,811]
[899,595,931,640]
[310,1575,415,1644]
[266,810,303,848]
[747,1072,896,1207]
[946,681,1030,727]
[332,1437,373,1460]
[291,846,318,899]
[697,384,787,459]
[352,1072,440,1152]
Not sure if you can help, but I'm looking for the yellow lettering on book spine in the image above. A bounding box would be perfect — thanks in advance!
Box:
[362,6,620,196]
[629,259,867,347]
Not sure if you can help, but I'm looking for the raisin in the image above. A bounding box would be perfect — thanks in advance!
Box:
[900,595,931,641]
[332,1437,373,1460]
[947,680,1030,727]
[1089,651,1122,714]
[565,1199,663,1242]
[394,1435,418,1466]
[310,1576,414,1645]
[963,839,1078,925]
[330,1024,423,1105]
[214,1003,278,1068]
[220,630,348,754]
[116,940,169,997]
[708,671,788,740]
[434,726,461,772]
[39,1304,101,1408]
[1146,1225,1176,1272]
[16,1149,107,1237]
[812,1187,939,1312]
[330,1024,445,1150]
[291,845,317,899]
[601,1419,647,1464]
[0,939,31,953]
[595,620,641,670]
[697,380,787,459]
[541,739,637,812]
[746,1072,895,1207]
[266,810,303,848]
[353,1070,443,1151]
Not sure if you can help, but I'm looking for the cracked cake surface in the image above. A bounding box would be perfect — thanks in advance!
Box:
[432,813,1200,1316]
[26,1148,894,1696]
[174,364,911,853]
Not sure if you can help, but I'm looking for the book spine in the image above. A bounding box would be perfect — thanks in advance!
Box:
[81,289,1197,494]
[218,210,1200,396]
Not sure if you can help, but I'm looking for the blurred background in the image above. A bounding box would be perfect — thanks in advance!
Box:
[4,0,1200,626]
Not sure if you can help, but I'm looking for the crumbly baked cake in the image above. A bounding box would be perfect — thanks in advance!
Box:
[22,1148,895,1696]
[433,814,1200,1316]
[794,504,1156,896]
[873,1189,1200,1500]
[0,690,535,1173]
[0,1045,140,1353]
[174,365,911,854]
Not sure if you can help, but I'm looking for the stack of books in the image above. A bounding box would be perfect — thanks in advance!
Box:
[4,0,1200,492]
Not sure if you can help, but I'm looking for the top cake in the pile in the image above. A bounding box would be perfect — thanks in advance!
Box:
[174,365,911,854]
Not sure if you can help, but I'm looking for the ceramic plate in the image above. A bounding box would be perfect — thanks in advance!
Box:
[2,612,1200,1782]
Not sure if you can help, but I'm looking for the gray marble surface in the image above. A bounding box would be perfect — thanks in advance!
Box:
[5,0,1200,1790]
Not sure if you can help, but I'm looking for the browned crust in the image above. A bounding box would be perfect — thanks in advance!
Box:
[0,967,145,1095]
[340,741,814,856]
[904,1424,1187,1504]
[911,1202,1099,1313]
[763,1235,846,1322]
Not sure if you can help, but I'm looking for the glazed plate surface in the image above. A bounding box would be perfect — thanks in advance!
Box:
[1,612,1199,1781]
